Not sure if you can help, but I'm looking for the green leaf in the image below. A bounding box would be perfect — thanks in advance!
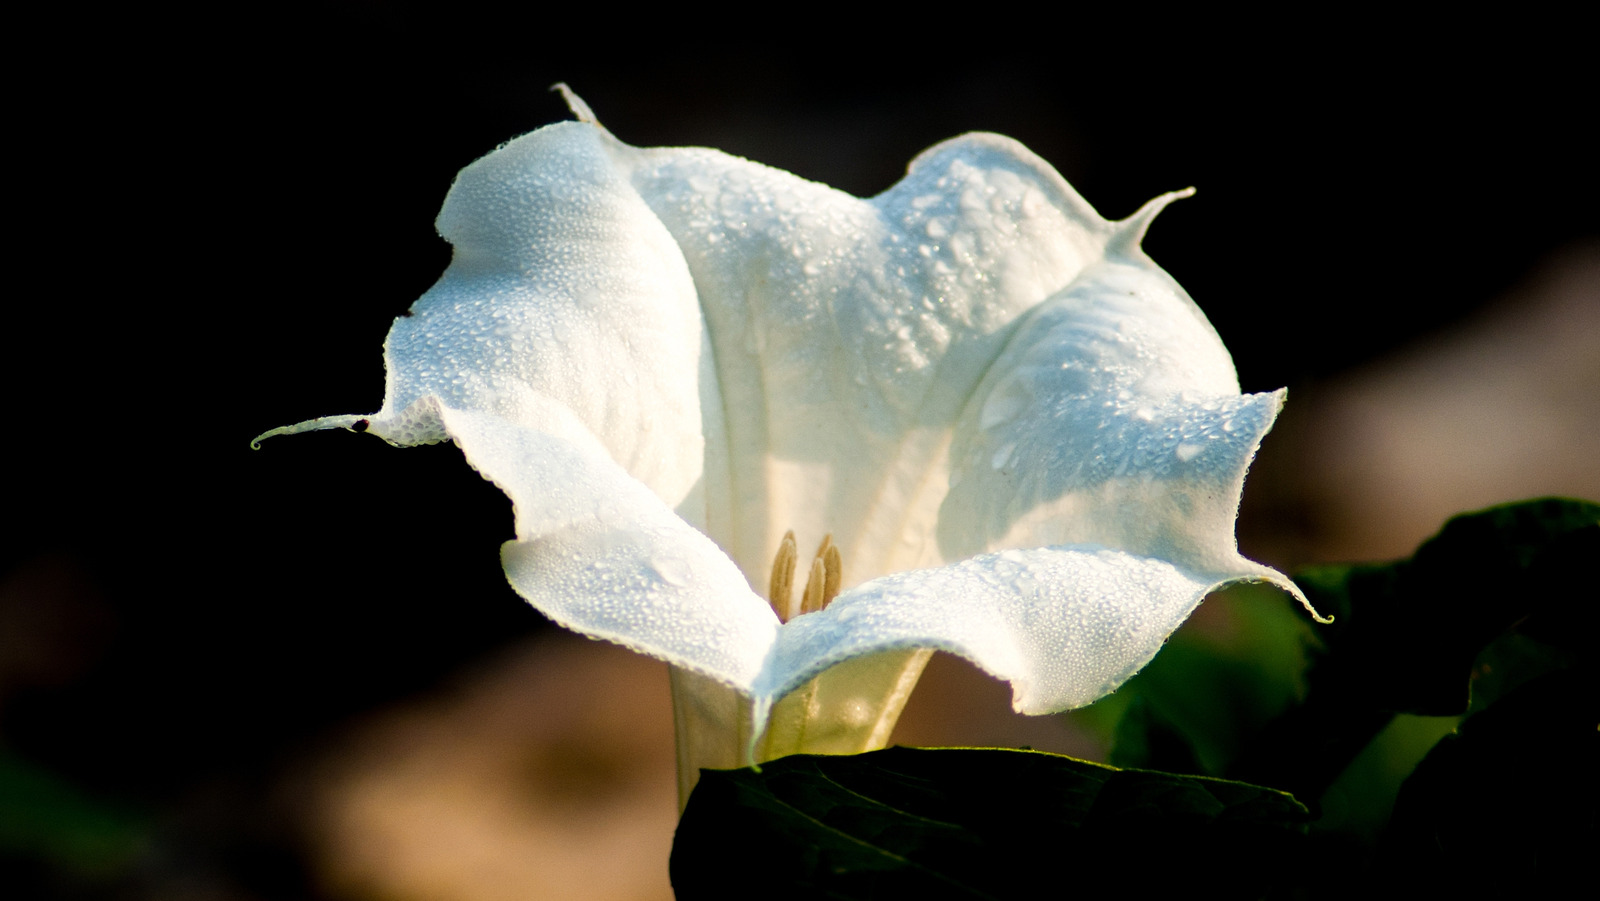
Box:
[1228,498,1597,803]
[1296,496,1597,716]
[671,747,1309,899]
[1377,668,1597,885]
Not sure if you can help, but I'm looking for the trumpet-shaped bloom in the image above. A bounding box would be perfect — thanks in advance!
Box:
[259,92,1321,801]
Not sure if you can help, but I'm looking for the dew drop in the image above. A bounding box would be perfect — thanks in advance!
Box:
[980,382,1029,430]
[990,442,1016,470]
[650,555,691,588]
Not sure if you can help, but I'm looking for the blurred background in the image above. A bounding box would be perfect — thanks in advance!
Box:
[6,5,1595,899]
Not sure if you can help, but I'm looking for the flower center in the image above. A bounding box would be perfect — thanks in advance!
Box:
[767,530,842,623]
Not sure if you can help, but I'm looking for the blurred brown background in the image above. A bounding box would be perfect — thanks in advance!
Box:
[5,5,1594,899]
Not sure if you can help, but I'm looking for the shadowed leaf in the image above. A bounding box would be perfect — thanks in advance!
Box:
[1230,497,1597,805]
[672,746,1308,899]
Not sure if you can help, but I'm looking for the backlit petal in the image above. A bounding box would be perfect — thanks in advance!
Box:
[442,406,778,690]
[753,546,1220,727]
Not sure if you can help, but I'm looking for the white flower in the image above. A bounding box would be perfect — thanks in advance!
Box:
[259,90,1322,804]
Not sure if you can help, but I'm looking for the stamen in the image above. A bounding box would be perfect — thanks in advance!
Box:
[771,530,845,621]
[768,530,798,622]
[800,533,842,615]
[800,556,825,615]
[821,542,842,607]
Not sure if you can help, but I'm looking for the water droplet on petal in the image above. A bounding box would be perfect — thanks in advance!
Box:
[652,554,692,587]
[990,442,1016,470]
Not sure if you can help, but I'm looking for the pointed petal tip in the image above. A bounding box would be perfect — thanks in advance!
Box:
[1251,566,1334,625]
[1301,592,1335,625]
[549,83,599,126]
[1109,186,1196,256]
[249,414,372,450]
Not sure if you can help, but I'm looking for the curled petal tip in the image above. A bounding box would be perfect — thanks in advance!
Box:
[1109,186,1196,256]
[550,83,599,126]
[1282,576,1334,624]
[1259,569,1333,624]
[249,414,372,450]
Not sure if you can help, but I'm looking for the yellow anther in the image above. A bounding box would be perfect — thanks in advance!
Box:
[813,533,833,561]
[800,533,841,615]
[799,556,822,614]
[821,541,842,607]
[768,530,798,622]
[771,530,844,621]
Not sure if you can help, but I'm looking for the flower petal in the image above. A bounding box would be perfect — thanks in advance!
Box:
[620,133,1130,584]
[937,193,1315,606]
[382,121,711,511]
[440,406,779,690]
[750,545,1226,738]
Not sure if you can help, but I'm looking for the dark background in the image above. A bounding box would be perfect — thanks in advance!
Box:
[5,6,1594,898]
